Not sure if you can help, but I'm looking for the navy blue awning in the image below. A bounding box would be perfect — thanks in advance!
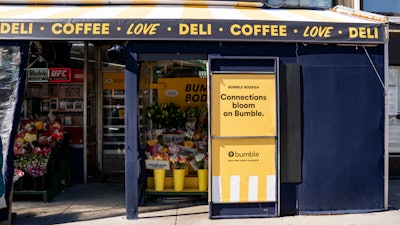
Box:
[0,4,388,43]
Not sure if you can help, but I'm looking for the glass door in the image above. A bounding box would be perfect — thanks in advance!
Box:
[102,71,125,174]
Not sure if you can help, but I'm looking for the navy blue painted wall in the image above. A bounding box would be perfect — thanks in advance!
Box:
[125,41,385,215]
[297,46,385,213]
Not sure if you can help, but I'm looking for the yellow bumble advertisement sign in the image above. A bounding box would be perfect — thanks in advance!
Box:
[103,72,124,90]
[157,77,207,108]
[211,73,276,137]
[211,138,276,203]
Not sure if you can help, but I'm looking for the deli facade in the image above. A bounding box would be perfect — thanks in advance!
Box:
[0,0,389,221]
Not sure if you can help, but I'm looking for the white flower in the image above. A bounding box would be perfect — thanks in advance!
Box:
[195,153,205,162]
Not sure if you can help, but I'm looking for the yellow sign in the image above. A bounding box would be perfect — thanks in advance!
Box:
[211,138,276,203]
[157,77,207,108]
[103,72,124,90]
[211,73,276,137]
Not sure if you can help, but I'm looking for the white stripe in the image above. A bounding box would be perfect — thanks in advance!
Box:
[0,6,24,14]
[266,175,276,202]
[248,176,258,202]
[268,10,315,22]
[0,6,74,19]
[212,176,221,203]
[34,7,79,19]
[146,5,183,19]
[0,5,379,24]
[317,10,378,23]
[208,6,250,20]
[230,175,240,202]
[79,6,129,19]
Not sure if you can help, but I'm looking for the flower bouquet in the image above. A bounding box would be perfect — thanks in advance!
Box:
[170,153,189,191]
[144,143,169,191]
[190,152,208,171]
[13,168,25,191]
[169,154,189,170]
[25,146,51,177]
[13,168,24,182]
[144,140,170,171]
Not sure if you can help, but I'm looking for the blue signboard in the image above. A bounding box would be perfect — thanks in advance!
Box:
[364,0,400,13]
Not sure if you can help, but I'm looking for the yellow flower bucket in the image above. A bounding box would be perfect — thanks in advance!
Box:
[153,169,165,191]
[197,169,208,191]
[173,169,185,191]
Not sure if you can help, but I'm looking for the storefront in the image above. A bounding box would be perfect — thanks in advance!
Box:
[0,0,389,221]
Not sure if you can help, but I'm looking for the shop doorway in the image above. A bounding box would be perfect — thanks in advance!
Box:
[101,69,126,176]
[137,57,208,202]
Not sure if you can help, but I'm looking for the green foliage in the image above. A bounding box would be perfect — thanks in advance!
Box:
[147,102,186,129]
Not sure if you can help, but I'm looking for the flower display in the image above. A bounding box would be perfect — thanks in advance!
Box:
[13,115,64,178]
[145,101,208,177]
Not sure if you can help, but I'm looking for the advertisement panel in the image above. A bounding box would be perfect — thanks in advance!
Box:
[156,77,207,108]
[210,72,277,204]
[211,138,276,203]
[27,68,71,83]
[211,73,276,136]
[103,72,124,90]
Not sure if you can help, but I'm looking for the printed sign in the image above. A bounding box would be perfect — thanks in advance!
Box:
[103,72,125,90]
[157,77,207,108]
[210,72,278,204]
[28,68,72,83]
[145,160,170,170]
[211,73,276,137]
[27,68,49,82]
[49,68,71,82]
[0,20,385,44]
[211,138,276,203]
[72,69,84,83]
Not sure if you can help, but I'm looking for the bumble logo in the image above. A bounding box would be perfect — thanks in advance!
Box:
[228,151,260,158]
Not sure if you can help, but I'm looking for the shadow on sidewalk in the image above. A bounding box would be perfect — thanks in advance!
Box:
[11,182,208,225]
[10,178,400,225]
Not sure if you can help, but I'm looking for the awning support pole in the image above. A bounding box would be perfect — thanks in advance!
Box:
[125,43,139,219]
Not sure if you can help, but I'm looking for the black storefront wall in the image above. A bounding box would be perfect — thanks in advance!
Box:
[298,46,385,213]
[125,41,386,217]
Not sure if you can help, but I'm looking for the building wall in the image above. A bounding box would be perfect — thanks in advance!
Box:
[127,41,385,213]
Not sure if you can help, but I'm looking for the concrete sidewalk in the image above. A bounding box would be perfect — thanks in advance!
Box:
[9,120,400,225]
[10,179,400,225]
[68,210,400,225]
